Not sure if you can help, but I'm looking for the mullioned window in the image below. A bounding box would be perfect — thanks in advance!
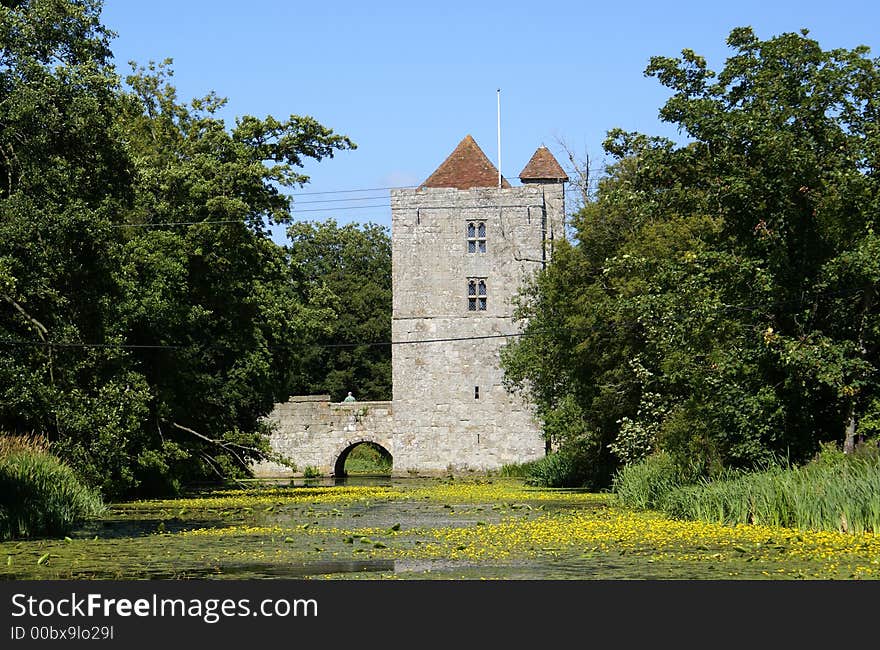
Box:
[467,221,486,253]
[467,278,487,311]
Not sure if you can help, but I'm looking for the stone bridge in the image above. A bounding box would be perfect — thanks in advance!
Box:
[252,395,394,477]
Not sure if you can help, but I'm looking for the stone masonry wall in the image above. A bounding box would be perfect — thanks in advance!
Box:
[389,184,565,473]
[252,395,393,477]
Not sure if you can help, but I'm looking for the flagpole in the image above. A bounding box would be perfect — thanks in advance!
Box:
[497,88,502,188]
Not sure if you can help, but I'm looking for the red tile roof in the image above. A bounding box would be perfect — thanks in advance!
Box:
[519,146,568,182]
[420,135,510,189]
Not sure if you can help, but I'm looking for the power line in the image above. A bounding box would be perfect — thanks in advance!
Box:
[289,185,415,196]
[113,204,393,228]
[284,173,607,198]
[319,332,526,349]
[0,331,530,352]
[116,219,249,228]
[112,201,596,229]
[290,203,390,212]
[0,285,869,353]
[292,194,389,205]
[47,173,609,229]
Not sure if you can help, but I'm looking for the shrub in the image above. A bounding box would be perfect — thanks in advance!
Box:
[524,450,595,488]
[302,466,321,478]
[0,439,105,540]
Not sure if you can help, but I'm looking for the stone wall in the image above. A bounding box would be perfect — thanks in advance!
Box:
[252,395,394,477]
[388,184,565,473]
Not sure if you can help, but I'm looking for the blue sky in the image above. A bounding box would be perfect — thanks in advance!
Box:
[100,1,880,244]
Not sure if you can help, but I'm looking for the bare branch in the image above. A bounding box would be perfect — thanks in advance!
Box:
[199,451,249,488]
[171,421,254,470]
[2,293,49,340]
[553,136,591,209]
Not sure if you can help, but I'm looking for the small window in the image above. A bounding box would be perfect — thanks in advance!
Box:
[467,221,486,253]
[474,386,480,399]
[467,278,487,311]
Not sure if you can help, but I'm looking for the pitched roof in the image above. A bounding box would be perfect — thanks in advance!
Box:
[518,146,569,182]
[420,135,511,189]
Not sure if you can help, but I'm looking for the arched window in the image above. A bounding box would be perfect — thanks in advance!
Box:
[467,221,486,253]
[468,278,487,311]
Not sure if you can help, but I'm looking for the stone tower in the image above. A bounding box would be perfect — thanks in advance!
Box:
[390,135,568,473]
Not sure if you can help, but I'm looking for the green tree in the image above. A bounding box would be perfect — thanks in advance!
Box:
[286,219,392,401]
[0,0,138,490]
[503,27,880,485]
[0,1,356,496]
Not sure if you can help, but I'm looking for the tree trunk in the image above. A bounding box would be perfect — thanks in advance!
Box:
[844,287,874,454]
[844,411,857,454]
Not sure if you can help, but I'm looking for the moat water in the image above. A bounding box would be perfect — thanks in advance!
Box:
[2,477,875,580]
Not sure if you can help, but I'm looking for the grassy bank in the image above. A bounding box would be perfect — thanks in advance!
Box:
[613,445,880,534]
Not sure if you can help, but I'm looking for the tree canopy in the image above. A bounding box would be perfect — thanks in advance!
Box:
[502,27,880,486]
[0,0,356,496]
[286,219,392,402]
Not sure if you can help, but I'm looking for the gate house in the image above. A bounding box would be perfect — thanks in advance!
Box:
[253,136,567,476]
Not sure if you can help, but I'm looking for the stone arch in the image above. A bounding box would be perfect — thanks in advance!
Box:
[332,439,393,477]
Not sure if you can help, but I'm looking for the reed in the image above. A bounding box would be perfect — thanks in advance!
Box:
[0,434,104,540]
[612,451,692,510]
[0,433,50,457]
[657,446,880,533]
[498,460,540,478]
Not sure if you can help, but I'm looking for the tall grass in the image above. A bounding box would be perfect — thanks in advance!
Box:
[519,451,595,488]
[0,434,104,540]
[615,444,880,534]
[612,452,689,510]
[498,460,541,478]
[664,451,880,533]
[0,433,50,456]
